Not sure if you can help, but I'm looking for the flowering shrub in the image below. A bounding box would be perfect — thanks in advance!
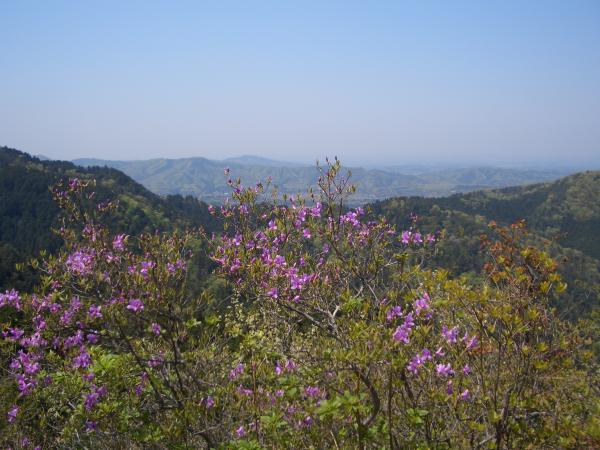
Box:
[1,163,599,448]
[0,179,234,448]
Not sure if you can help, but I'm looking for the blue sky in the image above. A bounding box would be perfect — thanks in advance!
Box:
[1,1,599,166]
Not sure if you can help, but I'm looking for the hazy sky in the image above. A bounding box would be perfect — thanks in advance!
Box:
[1,1,599,166]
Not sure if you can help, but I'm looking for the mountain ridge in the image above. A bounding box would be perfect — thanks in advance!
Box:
[73,155,575,205]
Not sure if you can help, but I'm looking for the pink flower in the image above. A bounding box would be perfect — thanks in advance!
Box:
[112,234,126,251]
[237,385,253,396]
[386,305,403,322]
[407,349,432,374]
[229,363,245,380]
[407,358,420,374]
[66,249,95,275]
[68,177,80,189]
[441,325,459,344]
[139,261,155,278]
[300,415,314,428]
[393,326,409,343]
[150,323,161,335]
[0,289,21,310]
[275,363,283,375]
[7,405,18,423]
[84,385,107,411]
[88,304,102,319]
[401,231,411,244]
[421,348,432,360]
[73,348,92,369]
[284,359,297,372]
[4,327,24,342]
[304,386,321,398]
[201,395,215,408]
[126,299,144,313]
[436,363,454,377]
[414,293,430,315]
[310,202,322,217]
[466,335,479,350]
[393,313,414,344]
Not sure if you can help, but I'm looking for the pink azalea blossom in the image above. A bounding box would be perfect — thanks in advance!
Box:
[112,234,126,251]
[442,325,459,344]
[7,404,18,423]
[150,323,161,335]
[436,363,455,377]
[126,299,144,313]
[466,335,479,350]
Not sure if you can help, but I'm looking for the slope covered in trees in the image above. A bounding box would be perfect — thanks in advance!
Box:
[0,147,220,290]
[370,172,600,318]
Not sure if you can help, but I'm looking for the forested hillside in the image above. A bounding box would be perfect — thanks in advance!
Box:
[370,172,600,317]
[0,147,220,290]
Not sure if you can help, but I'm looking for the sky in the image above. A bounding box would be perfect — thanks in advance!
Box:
[1,1,599,167]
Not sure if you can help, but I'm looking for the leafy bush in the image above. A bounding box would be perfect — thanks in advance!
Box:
[1,162,598,448]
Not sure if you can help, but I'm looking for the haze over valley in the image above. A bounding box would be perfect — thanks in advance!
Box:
[73,155,577,205]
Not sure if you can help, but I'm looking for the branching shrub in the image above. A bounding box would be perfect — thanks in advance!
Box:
[1,162,598,449]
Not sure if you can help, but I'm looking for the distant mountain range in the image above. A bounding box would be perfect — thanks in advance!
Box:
[73,156,574,205]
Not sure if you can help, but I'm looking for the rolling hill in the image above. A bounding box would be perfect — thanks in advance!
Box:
[369,171,600,317]
[73,156,574,205]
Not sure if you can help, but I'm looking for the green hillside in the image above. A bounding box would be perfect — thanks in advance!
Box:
[0,146,219,289]
[369,172,600,317]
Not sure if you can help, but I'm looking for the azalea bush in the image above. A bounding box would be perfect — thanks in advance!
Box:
[1,162,598,448]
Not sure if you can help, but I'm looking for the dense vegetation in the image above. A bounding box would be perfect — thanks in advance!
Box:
[5,146,596,322]
[370,173,600,320]
[74,156,571,205]
[0,159,599,448]
[0,147,220,291]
